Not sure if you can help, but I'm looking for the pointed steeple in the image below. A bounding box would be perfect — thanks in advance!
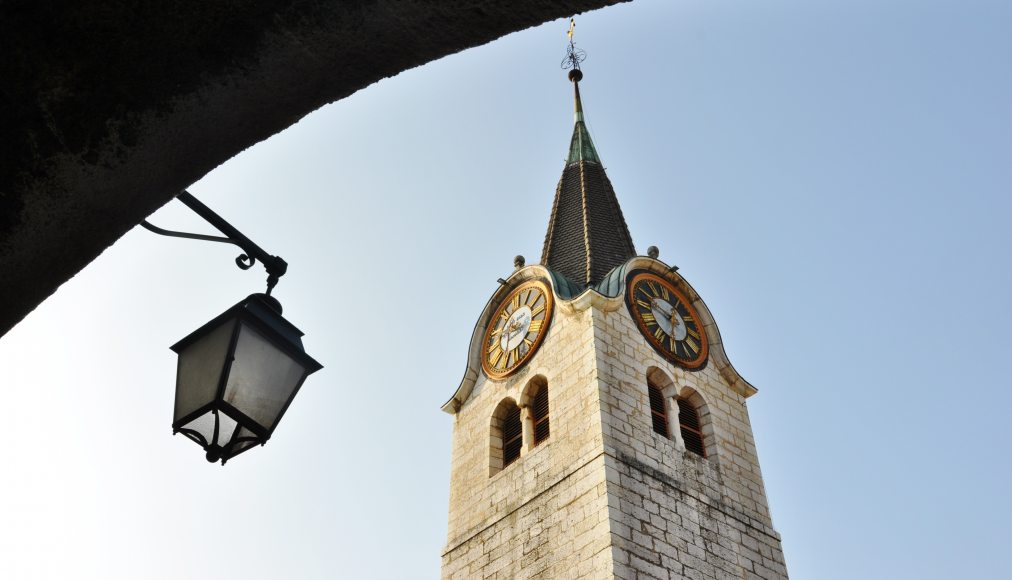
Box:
[541,68,636,287]
[567,78,600,164]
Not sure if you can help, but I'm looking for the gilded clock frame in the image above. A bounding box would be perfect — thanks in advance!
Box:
[481,279,554,380]
[626,271,709,369]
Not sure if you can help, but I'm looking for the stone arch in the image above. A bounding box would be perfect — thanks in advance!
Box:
[646,366,676,395]
[489,397,522,476]
[518,375,548,408]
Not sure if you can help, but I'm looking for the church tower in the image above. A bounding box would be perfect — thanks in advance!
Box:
[441,49,789,580]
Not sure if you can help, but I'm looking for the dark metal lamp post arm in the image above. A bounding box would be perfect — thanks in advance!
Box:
[140,190,288,295]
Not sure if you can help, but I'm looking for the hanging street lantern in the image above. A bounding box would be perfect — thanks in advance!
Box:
[170,293,322,464]
[141,190,323,465]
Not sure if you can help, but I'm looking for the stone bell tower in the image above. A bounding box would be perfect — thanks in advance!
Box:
[440,53,789,580]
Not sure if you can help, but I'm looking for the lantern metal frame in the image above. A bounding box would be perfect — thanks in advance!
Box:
[170,292,322,464]
[142,189,323,465]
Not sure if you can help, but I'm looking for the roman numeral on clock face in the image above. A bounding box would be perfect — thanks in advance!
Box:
[488,347,503,367]
[685,338,698,354]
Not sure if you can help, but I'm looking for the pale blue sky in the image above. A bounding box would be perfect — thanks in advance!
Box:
[2,1,1010,578]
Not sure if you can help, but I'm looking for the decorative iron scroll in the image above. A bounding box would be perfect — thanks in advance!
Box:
[561,18,586,71]
[140,190,287,295]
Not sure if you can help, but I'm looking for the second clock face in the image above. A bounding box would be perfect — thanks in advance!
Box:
[627,272,708,369]
[482,280,554,379]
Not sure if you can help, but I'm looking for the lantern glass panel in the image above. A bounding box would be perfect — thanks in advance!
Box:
[223,322,306,432]
[174,320,235,423]
[216,410,240,446]
[179,409,216,446]
[229,426,261,456]
[177,409,241,447]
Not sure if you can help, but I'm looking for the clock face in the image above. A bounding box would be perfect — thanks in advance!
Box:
[627,272,708,369]
[482,280,554,379]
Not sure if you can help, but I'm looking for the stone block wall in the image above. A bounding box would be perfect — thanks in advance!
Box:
[592,298,788,579]
[443,301,615,578]
[442,278,787,579]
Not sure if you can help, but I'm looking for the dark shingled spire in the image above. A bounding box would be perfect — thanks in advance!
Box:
[541,69,636,287]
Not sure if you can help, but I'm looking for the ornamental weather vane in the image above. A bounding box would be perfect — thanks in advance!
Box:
[561,18,587,72]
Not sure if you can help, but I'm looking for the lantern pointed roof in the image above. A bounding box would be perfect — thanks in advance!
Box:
[541,69,636,288]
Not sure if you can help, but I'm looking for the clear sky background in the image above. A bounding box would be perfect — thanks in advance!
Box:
[2,1,1010,578]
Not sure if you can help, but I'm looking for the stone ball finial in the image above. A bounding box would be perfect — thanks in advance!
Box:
[514,255,526,269]
[647,246,659,259]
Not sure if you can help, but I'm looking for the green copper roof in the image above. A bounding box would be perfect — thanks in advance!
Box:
[566,82,600,164]
[567,119,600,164]
[547,263,627,300]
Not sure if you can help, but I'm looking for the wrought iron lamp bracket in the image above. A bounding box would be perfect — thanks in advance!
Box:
[140,190,288,295]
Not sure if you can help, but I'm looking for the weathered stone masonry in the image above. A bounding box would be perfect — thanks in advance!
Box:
[442,263,788,579]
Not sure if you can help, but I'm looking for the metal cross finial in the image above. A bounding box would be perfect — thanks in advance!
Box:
[561,18,586,71]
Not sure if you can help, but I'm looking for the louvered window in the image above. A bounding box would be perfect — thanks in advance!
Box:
[677,398,706,457]
[502,405,523,467]
[648,383,668,437]
[532,387,550,446]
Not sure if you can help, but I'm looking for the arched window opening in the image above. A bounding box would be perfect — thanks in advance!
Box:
[532,385,550,446]
[677,398,706,457]
[502,405,523,467]
[490,398,523,476]
[648,382,668,437]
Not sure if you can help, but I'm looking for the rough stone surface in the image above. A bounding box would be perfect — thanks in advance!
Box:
[0,0,624,337]
[444,285,614,579]
[442,263,788,579]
